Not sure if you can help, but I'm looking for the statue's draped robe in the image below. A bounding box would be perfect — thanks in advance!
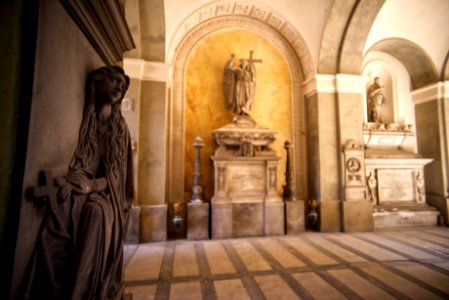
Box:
[23,124,134,300]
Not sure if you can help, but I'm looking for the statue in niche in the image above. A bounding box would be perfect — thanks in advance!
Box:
[367,77,386,123]
[223,51,262,115]
[23,66,134,299]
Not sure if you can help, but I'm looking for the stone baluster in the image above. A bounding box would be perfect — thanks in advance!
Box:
[190,136,205,204]
[283,140,296,201]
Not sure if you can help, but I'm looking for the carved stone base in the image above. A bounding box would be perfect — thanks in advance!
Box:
[140,204,167,242]
[285,201,305,234]
[187,203,210,240]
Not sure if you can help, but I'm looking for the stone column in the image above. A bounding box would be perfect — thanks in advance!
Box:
[304,75,341,232]
[283,140,305,234]
[304,74,373,232]
[124,0,169,242]
[123,59,171,242]
[336,75,373,231]
[413,82,449,225]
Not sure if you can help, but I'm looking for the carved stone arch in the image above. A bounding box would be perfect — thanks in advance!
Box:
[167,14,314,203]
[318,0,385,74]
[367,38,438,89]
[441,51,449,81]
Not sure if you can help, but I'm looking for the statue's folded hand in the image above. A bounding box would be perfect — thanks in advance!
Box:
[66,172,93,194]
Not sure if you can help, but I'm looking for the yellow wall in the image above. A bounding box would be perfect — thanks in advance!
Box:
[184,28,292,201]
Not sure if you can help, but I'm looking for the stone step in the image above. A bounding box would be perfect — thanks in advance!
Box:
[373,203,439,229]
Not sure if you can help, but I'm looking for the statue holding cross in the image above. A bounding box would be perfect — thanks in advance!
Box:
[23,66,134,300]
[223,51,262,115]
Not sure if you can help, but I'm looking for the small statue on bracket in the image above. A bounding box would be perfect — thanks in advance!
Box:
[367,76,386,123]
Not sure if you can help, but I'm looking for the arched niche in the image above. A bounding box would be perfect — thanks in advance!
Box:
[168,15,315,204]
[367,38,438,90]
[362,50,418,153]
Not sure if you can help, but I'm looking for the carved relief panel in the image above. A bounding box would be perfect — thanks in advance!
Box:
[343,140,366,201]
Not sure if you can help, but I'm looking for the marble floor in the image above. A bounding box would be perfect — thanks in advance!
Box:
[124,227,449,300]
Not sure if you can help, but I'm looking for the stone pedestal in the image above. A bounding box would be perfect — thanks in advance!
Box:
[210,116,284,239]
[342,201,374,232]
[285,201,305,234]
[125,206,140,244]
[140,204,167,242]
[265,202,285,236]
[342,140,373,231]
[187,203,210,240]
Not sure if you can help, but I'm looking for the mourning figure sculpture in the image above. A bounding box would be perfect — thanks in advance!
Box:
[23,66,134,299]
[223,51,262,115]
[367,77,386,123]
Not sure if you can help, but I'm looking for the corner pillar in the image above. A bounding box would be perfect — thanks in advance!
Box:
[124,58,171,241]
[413,82,449,225]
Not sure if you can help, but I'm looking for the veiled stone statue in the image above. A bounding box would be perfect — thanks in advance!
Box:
[367,77,386,123]
[23,66,134,299]
[223,51,262,115]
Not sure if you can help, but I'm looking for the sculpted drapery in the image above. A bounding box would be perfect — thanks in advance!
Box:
[223,51,261,115]
[23,66,134,300]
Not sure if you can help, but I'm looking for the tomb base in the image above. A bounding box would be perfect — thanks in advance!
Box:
[211,201,285,239]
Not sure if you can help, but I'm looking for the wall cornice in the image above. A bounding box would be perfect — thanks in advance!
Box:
[412,81,449,105]
[124,58,171,82]
[60,0,135,64]
[304,74,368,96]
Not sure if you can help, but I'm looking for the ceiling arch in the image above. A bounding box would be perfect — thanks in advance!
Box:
[367,38,438,89]
[167,1,315,81]
[442,52,449,81]
[318,0,385,74]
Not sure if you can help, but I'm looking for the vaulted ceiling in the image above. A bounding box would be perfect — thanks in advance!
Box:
[126,0,449,87]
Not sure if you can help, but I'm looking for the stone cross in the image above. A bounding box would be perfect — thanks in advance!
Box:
[33,170,59,210]
[239,50,263,66]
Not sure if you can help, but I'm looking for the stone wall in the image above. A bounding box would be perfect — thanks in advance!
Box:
[10,0,104,297]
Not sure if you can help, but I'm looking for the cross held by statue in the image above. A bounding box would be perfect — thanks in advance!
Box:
[239,50,263,65]
[33,170,59,210]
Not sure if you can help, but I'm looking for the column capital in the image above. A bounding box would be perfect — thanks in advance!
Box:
[412,81,449,105]
[123,58,171,82]
[303,74,368,96]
